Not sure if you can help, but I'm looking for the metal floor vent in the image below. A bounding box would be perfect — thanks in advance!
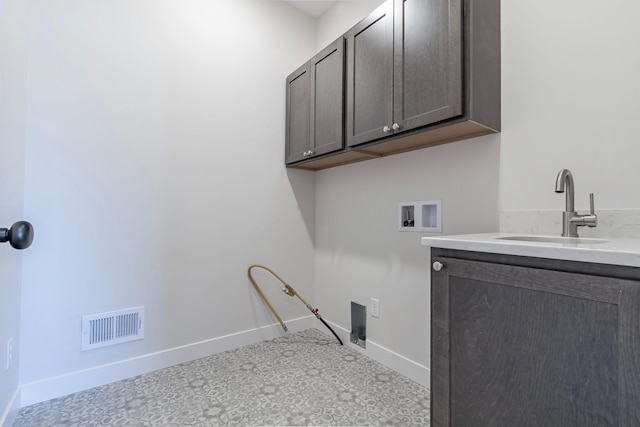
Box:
[82,306,145,351]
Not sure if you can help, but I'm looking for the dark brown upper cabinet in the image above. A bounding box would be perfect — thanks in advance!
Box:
[285,38,345,165]
[346,0,463,147]
[345,1,394,147]
[392,0,463,135]
[285,63,310,164]
[287,0,500,170]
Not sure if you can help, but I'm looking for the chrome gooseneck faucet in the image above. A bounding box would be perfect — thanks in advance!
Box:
[554,169,597,237]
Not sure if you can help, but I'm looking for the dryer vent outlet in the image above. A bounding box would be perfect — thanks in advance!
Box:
[351,301,366,349]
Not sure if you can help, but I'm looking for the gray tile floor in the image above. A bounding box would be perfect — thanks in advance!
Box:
[13,329,430,426]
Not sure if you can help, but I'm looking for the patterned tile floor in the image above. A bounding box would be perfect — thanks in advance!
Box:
[13,329,430,426]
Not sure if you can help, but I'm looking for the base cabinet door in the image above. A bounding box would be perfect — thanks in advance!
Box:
[431,254,640,427]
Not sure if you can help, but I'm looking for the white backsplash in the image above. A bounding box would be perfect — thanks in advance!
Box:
[500,210,640,238]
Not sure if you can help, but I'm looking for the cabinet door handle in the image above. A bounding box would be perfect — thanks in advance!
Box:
[303,150,315,157]
[432,261,445,272]
[392,123,400,131]
[383,125,391,133]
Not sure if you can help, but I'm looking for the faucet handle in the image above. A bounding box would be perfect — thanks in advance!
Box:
[580,192,598,228]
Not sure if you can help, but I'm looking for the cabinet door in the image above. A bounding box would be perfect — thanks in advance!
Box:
[393,0,462,132]
[431,256,640,427]
[346,1,394,147]
[310,38,345,157]
[285,63,311,164]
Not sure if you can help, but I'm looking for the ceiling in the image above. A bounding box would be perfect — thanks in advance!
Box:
[283,1,336,18]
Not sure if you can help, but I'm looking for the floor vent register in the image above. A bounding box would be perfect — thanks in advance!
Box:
[81,306,145,351]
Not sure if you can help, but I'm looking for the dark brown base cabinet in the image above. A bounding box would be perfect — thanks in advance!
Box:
[430,249,640,427]
[285,0,500,171]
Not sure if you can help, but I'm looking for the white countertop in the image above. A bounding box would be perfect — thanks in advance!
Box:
[421,233,640,268]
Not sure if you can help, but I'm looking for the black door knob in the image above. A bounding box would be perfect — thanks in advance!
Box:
[1,221,35,250]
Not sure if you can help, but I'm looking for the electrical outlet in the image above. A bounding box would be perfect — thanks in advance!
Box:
[371,298,380,318]
[6,337,13,370]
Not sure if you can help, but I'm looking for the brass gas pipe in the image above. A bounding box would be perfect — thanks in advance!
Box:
[247,264,343,345]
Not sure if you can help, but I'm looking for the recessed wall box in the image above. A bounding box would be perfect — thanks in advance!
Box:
[398,200,442,232]
[351,301,366,349]
[398,204,416,231]
[419,200,442,232]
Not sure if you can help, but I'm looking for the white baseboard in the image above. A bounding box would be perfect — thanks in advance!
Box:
[315,321,430,388]
[17,315,429,412]
[20,316,315,407]
[0,386,21,427]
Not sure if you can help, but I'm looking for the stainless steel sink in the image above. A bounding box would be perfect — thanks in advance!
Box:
[496,235,609,245]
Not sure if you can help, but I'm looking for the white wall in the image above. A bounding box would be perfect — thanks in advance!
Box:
[0,0,27,423]
[19,0,318,401]
[500,0,640,213]
[315,139,499,367]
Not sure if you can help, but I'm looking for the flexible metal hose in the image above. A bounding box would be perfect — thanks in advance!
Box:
[247,264,343,345]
